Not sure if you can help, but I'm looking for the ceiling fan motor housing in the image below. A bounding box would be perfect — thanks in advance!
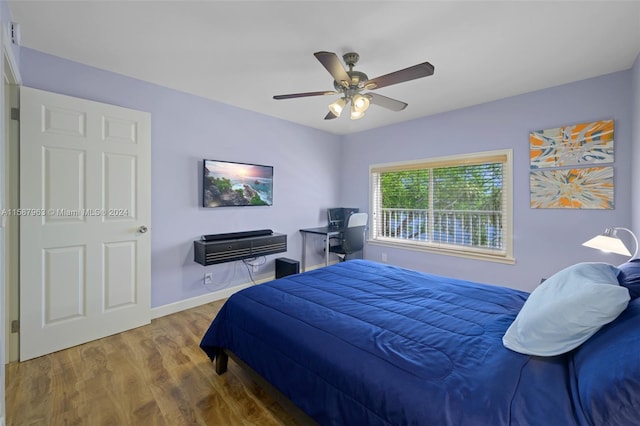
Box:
[334,70,369,93]
[343,52,360,67]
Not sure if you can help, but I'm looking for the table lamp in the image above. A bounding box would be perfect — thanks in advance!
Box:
[582,227,638,260]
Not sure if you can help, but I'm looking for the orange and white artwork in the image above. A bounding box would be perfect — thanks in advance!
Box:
[530,166,613,209]
[530,120,614,169]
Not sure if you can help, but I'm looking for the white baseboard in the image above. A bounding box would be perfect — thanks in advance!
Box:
[150,262,332,319]
[150,277,275,319]
[150,282,251,319]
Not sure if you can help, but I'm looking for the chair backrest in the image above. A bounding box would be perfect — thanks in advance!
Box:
[342,213,368,253]
[346,212,368,228]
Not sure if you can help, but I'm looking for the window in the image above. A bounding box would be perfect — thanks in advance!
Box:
[370,149,514,263]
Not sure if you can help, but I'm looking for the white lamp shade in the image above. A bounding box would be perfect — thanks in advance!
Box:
[582,234,632,256]
[352,94,370,113]
[350,106,365,120]
[328,98,347,116]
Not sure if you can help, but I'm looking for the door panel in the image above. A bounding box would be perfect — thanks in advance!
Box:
[102,115,138,144]
[43,104,86,137]
[104,153,136,219]
[20,86,151,361]
[44,147,85,224]
[103,241,137,310]
[44,246,85,324]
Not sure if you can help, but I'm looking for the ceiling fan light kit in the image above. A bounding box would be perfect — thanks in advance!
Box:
[352,94,370,112]
[328,97,347,116]
[273,51,434,121]
[350,105,365,120]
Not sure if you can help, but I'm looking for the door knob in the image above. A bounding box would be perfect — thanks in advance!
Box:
[138,225,149,234]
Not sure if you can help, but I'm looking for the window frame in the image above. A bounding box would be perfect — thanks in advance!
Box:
[369,149,514,264]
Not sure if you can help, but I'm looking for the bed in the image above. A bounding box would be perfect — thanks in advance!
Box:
[200,259,640,425]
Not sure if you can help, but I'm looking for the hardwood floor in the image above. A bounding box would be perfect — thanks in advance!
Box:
[6,299,305,426]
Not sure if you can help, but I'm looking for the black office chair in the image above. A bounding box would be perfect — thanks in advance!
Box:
[329,213,368,262]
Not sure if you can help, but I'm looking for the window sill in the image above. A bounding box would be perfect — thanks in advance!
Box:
[368,238,516,265]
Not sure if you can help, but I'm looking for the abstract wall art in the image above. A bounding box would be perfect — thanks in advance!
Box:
[530,166,613,209]
[529,119,614,209]
[529,119,614,169]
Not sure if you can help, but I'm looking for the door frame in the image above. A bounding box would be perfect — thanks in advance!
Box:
[2,18,22,426]
[4,42,20,366]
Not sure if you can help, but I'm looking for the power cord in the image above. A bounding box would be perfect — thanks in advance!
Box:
[242,256,267,285]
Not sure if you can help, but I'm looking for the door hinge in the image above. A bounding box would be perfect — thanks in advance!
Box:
[10,107,19,121]
[11,319,19,333]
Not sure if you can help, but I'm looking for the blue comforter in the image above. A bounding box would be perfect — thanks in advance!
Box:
[200,260,580,425]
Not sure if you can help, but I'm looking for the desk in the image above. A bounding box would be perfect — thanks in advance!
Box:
[299,226,342,272]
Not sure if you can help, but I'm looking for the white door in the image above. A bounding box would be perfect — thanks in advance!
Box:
[19,87,151,361]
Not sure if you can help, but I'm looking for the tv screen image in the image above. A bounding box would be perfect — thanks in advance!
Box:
[203,159,273,207]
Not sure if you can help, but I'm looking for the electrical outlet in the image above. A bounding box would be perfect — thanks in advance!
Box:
[252,264,259,273]
[381,252,388,262]
[204,272,213,284]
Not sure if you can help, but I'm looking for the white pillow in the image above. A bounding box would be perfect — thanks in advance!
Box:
[503,262,629,356]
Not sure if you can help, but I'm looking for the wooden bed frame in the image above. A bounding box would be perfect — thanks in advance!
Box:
[215,348,317,425]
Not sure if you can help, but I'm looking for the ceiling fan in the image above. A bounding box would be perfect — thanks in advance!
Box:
[273,51,434,121]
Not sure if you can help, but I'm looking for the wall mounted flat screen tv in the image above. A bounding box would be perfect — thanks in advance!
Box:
[203,159,273,207]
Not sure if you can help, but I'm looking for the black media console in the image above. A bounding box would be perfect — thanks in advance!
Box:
[194,229,287,266]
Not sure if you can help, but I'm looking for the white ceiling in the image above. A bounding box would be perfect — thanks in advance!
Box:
[8,1,640,135]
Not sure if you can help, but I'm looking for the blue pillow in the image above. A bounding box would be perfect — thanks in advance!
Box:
[503,262,629,356]
[617,259,640,299]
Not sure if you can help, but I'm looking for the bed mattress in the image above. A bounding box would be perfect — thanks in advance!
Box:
[201,260,580,425]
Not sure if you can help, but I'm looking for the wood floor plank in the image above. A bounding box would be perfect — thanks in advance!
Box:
[6,299,306,426]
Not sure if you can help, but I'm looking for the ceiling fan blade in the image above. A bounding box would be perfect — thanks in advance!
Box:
[273,90,337,100]
[324,111,338,120]
[314,51,351,87]
[366,93,407,111]
[365,62,435,90]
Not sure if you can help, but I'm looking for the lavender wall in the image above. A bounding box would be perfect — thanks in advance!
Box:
[19,48,342,308]
[17,47,639,301]
[341,70,634,292]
